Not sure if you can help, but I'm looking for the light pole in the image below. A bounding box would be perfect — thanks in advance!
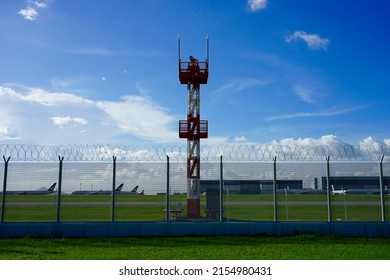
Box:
[285,186,289,221]
[343,192,347,221]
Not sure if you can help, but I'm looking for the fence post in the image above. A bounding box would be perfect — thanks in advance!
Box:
[111,156,117,223]
[56,156,64,223]
[1,156,11,223]
[219,155,224,222]
[326,156,332,222]
[273,156,278,222]
[166,155,170,223]
[379,155,385,222]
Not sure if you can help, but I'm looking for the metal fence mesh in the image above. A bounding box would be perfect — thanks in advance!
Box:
[1,144,389,223]
[381,161,390,221]
[4,162,58,222]
[329,162,381,222]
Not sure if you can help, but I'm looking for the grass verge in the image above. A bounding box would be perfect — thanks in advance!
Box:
[1,235,390,260]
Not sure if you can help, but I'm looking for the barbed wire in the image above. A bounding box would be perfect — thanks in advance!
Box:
[1,143,389,162]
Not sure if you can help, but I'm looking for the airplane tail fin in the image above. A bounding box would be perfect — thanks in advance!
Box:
[116,183,124,191]
[48,183,57,192]
[331,185,335,191]
[131,185,139,193]
[140,190,144,195]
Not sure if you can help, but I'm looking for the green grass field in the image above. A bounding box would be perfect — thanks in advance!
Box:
[1,235,390,260]
[1,194,389,222]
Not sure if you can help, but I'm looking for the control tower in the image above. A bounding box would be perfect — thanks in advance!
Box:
[178,36,209,218]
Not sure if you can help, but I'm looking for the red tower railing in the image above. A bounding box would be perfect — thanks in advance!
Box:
[178,119,208,139]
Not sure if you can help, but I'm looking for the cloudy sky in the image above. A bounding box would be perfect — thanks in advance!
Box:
[1,0,390,148]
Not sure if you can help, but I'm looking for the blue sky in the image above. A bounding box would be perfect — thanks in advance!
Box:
[1,0,390,148]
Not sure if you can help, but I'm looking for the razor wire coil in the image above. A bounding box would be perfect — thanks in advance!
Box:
[1,144,389,162]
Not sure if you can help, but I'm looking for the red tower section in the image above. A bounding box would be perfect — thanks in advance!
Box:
[178,36,209,218]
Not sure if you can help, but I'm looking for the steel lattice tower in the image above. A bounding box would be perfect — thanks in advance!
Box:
[178,36,209,218]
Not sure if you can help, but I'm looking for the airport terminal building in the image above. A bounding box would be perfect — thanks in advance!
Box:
[200,179,303,194]
[321,176,390,191]
[200,176,390,195]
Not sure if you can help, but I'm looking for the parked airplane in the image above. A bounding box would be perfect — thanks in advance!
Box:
[93,183,125,195]
[71,183,124,195]
[331,185,347,195]
[330,184,390,195]
[71,184,144,195]
[344,185,390,195]
[0,183,57,195]
[115,185,144,195]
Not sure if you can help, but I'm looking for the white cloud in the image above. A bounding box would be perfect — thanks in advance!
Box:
[359,136,390,157]
[268,135,363,160]
[21,88,95,106]
[97,96,177,143]
[293,84,317,104]
[18,7,39,21]
[265,106,363,121]
[0,86,20,99]
[234,135,247,143]
[0,125,20,141]
[50,76,94,90]
[0,85,178,144]
[278,135,338,147]
[18,0,49,21]
[214,78,272,94]
[286,31,330,50]
[50,116,88,129]
[71,117,88,126]
[30,1,47,9]
[247,0,268,12]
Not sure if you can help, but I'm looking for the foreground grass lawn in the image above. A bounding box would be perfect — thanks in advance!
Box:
[1,235,390,260]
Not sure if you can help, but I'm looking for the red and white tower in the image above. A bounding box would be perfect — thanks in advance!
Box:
[178,36,209,218]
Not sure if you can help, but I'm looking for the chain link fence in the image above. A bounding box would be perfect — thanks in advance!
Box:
[1,144,389,223]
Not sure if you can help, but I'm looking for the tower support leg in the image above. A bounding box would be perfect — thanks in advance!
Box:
[187,198,200,217]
